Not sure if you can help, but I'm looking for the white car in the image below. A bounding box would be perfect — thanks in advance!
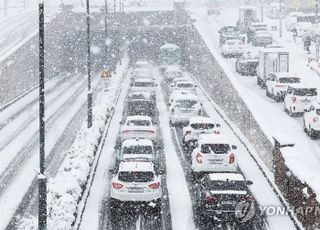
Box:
[221,39,245,57]
[120,116,157,141]
[131,78,157,96]
[110,160,162,208]
[170,81,197,94]
[168,90,197,104]
[135,60,150,70]
[266,72,301,101]
[284,85,318,116]
[191,134,237,175]
[132,68,152,79]
[164,65,183,81]
[303,104,320,138]
[117,138,156,161]
[182,116,221,146]
[169,93,203,125]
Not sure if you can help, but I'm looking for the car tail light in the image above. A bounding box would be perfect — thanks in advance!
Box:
[196,152,202,164]
[204,195,218,203]
[112,182,123,189]
[148,182,160,189]
[229,153,235,164]
[292,96,297,103]
[240,194,252,201]
[313,117,319,123]
[186,130,191,135]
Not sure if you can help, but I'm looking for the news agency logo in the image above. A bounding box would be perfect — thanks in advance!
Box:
[235,201,256,223]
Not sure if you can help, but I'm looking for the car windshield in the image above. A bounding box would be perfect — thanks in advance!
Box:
[134,81,154,87]
[127,119,151,126]
[175,100,198,108]
[118,171,154,182]
[201,144,230,154]
[206,180,247,191]
[294,88,317,96]
[190,123,215,130]
[279,77,300,83]
[123,145,153,155]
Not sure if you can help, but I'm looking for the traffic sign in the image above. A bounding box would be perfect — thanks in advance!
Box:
[101,69,112,78]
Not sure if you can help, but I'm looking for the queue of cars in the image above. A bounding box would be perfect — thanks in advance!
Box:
[162,64,261,227]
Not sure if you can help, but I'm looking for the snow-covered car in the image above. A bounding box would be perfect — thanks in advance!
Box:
[168,90,196,104]
[182,116,221,146]
[120,116,157,141]
[195,172,255,226]
[168,93,203,125]
[191,134,237,175]
[235,52,259,76]
[132,68,152,79]
[221,39,245,58]
[117,138,157,162]
[266,72,301,101]
[110,160,162,209]
[219,26,241,46]
[131,77,157,96]
[135,60,150,70]
[284,85,318,116]
[170,80,197,94]
[129,91,153,101]
[303,104,320,138]
[126,98,156,117]
[252,31,273,47]
[164,65,183,81]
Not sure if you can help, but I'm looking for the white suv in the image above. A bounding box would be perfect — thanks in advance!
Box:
[284,85,318,116]
[117,138,156,161]
[168,94,203,125]
[303,104,320,138]
[191,134,237,176]
[182,116,221,147]
[265,72,301,101]
[131,77,157,96]
[120,116,157,141]
[110,160,162,209]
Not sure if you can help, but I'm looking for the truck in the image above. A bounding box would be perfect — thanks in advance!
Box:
[237,6,258,33]
[257,47,289,88]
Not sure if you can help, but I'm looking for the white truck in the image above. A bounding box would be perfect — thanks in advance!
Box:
[257,47,289,88]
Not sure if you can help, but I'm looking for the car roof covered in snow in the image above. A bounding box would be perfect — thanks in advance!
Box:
[130,91,152,99]
[198,133,229,144]
[288,83,316,90]
[208,172,245,181]
[225,39,243,44]
[259,47,288,53]
[136,60,149,65]
[172,93,199,101]
[122,138,154,147]
[273,72,300,78]
[119,161,154,172]
[166,65,181,72]
[126,115,153,121]
[189,116,216,124]
[134,78,154,83]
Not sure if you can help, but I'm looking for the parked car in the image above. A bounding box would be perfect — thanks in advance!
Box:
[131,77,157,96]
[266,72,301,101]
[235,52,259,76]
[219,26,241,46]
[168,93,203,125]
[191,134,238,176]
[221,39,245,58]
[182,116,221,147]
[120,115,158,141]
[284,84,317,116]
[194,172,255,226]
[252,31,273,47]
[110,160,162,210]
[126,98,156,117]
[303,104,320,138]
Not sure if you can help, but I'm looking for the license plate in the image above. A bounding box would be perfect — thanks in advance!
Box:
[128,188,144,193]
[208,159,223,163]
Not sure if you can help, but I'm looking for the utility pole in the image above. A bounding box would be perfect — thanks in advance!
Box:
[38,1,47,229]
[316,0,319,60]
[86,0,93,128]
[279,0,283,37]
[105,0,108,60]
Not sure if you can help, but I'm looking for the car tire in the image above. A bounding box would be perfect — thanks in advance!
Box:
[266,88,271,97]
[289,108,294,117]
[303,119,308,133]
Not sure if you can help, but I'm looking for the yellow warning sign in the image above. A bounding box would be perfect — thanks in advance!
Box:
[101,69,112,79]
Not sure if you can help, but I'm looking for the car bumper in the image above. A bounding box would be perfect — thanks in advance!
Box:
[120,133,157,141]
[192,163,237,173]
[111,190,162,202]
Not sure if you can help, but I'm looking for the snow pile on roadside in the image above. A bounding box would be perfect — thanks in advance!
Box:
[17,57,128,230]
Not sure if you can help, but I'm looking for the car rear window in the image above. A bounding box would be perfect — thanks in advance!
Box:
[127,120,151,126]
[177,83,193,88]
[123,146,153,155]
[176,100,198,108]
[128,101,154,109]
[294,88,317,96]
[190,123,215,130]
[279,77,300,83]
[207,181,247,191]
[201,144,231,154]
[118,171,154,182]
[134,82,154,87]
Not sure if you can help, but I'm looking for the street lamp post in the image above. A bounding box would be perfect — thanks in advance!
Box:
[38,1,47,229]
[86,0,93,128]
[105,0,108,60]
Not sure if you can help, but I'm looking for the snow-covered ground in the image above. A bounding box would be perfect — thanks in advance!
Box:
[190,5,320,218]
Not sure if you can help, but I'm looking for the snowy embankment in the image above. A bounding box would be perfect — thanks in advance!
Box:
[190,8,320,207]
[18,57,128,230]
[155,69,195,230]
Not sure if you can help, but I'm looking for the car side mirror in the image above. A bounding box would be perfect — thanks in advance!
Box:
[157,169,165,175]
[232,145,237,150]
[246,180,253,186]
